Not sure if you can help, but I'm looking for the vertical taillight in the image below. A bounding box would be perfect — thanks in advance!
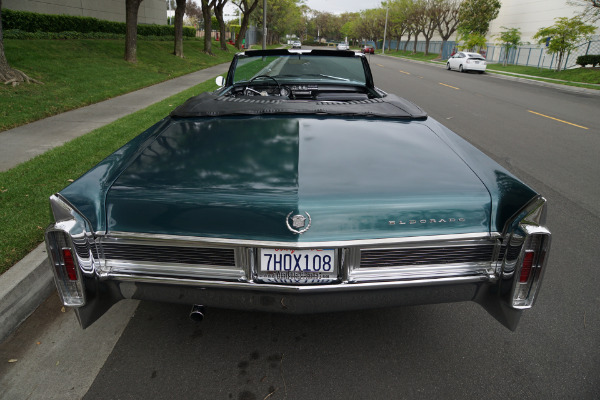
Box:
[519,250,534,283]
[62,248,78,281]
[511,227,551,308]
[45,230,86,307]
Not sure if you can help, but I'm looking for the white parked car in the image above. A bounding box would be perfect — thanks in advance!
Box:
[447,52,487,73]
[336,42,349,50]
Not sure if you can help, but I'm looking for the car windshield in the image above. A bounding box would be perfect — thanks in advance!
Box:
[232,53,367,86]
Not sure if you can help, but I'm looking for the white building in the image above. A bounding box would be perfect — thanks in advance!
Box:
[488,0,600,44]
[4,0,167,25]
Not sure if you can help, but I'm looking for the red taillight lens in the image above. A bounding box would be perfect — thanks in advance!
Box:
[62,248,78,281]
[519,250,534,283]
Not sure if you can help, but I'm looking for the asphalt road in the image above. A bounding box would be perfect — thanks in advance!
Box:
[1,55,599,400]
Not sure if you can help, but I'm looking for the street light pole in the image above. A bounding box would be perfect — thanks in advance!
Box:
[382,6,389,55]
[262,0,267,50]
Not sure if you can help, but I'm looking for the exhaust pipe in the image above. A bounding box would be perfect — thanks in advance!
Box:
[189,304,205,322]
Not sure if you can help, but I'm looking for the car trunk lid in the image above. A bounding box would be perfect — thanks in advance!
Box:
[105,117,491,242]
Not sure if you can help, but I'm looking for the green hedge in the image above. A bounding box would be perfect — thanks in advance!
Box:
[576,54,600,67]
[4,29,200,41]
[2,8,195,37]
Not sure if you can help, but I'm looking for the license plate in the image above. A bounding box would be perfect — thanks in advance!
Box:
[259,248,337,284]
[474,61,479,64]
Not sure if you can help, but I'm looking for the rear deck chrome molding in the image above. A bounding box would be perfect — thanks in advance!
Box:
[104,231,499,248]
[110,273,490,294]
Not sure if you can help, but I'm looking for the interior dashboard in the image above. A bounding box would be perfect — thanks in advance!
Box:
[225,83,373,101]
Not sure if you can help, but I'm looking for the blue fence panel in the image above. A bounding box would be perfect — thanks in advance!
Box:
[364,37,597,69]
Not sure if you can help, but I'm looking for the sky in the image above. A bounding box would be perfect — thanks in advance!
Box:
[301,0,384,14]
[223,0,384,18]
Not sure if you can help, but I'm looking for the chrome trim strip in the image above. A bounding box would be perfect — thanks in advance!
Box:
[103,231,499,249]
[108,273,490,293]
[104,260,246,281]
[350,263,495,283]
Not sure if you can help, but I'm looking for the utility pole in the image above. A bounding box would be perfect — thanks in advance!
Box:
[262,0,267,50]
[382,6,389,55]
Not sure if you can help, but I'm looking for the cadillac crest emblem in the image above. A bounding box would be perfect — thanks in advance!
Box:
[286,211,311,234]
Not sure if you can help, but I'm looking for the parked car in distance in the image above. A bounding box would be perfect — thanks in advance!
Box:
[45,49,550,332]
[336,42,350,50]
[361,45,375,54]
[292,41,301,49]
[447,52,487,73]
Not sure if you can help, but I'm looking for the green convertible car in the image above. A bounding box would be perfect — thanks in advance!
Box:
[45,50,551,330]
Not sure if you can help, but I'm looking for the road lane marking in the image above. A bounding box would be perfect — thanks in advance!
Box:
[439,83,460,90]
[376,64,385,67]
[399,70,411,75]
[527,110,589,130]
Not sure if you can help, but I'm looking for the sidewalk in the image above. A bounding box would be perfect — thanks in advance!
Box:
[0,63,229,342]
[0,63,229,172]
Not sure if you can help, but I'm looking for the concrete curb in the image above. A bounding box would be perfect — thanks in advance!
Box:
[0,243,54,343]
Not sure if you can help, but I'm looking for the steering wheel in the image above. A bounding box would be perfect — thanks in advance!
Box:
[248,75,281,93]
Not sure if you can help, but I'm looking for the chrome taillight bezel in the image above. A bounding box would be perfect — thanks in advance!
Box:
[500,196,551,309]
[44,194,94,307]
[510,225,551,308]
[45,228,86,306]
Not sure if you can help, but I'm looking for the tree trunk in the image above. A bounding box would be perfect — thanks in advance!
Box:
[235,1,259,50]
[413,32,419,54]
[556,52,564,72]
[424,37,430,55]
[174,0,186,57]
[0,0,42,85]
[403,33,411,51]
[201,0,213,54]
[213,1,228,51]
[439,38,447,59]
[125,0,143,62]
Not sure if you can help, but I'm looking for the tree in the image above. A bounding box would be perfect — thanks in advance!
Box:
[495,26,522,66]
[458,32,486,51]
[0,0,41,85]
[125,0,144,62]
[434,0,462,58]
[213,0,229,50]
[457,0,500,36]
[186,0,202,26]
[533,16,597,71]
[174,0,186,57]
[412,0,438,55]
[232,0,260,49]
[385,0,412,51]
[568,0,600,23]
[251,0,304,45]
[201,0,217,54]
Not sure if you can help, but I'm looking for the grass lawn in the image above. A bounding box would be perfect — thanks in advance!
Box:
[485,64,600,85]
[0,79,218,275]
[0,39,235,132]
[249,43,287,50]
[374,49,441,62]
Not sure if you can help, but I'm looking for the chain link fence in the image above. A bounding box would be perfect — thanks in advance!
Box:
[485,40,600,69]
[374,39,600,69]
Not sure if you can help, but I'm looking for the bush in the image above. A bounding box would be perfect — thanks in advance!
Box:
[3,29,200,41]
[2,9,195,37]
[576,54,600,67]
